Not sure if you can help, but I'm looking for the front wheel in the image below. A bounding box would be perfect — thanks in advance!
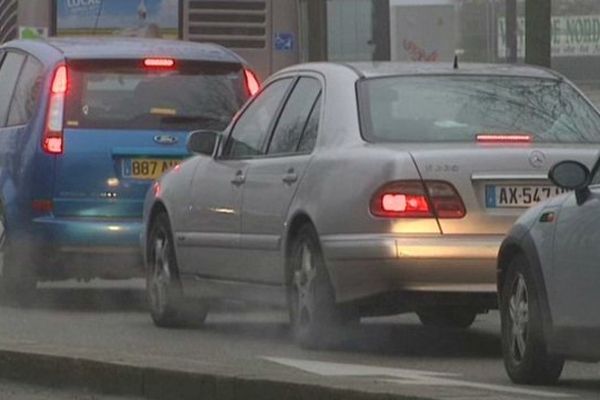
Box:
[287,225,346,349]
[417,307,478,329]
[500,254,564,385]
[147,213,207,327]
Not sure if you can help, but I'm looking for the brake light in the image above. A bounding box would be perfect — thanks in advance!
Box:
[51,65,68,94]
[243,68,260,96]
[32,199,53,214]
[144,58,175,68]
[371,181,465,219]
[43,65,67,155]
[371,181,433,218]
[476,134,532,144]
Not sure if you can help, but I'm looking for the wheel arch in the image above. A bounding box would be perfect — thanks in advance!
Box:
[145,200,170,262]
[283,212,317,285]
[498,231,555,340]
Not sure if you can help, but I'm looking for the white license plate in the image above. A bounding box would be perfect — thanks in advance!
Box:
[485,185,569,208]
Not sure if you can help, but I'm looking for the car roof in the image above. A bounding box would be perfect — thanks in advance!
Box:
[344,61,560,80]
[277,61,561,81]
[5,37,245,64]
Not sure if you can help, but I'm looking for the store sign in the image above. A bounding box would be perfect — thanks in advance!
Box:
[55,0,180,39]
[498,15,600,58]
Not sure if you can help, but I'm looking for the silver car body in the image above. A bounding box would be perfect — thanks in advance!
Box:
[142,62,600,313]
[498,165,600,360]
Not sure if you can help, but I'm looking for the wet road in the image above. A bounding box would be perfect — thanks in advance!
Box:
[0,279,599,400]
[0,379,142,399]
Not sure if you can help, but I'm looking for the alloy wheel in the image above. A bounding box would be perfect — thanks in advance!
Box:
[149,232,172,316]
[292,243,317,330]
[509,273,529,363]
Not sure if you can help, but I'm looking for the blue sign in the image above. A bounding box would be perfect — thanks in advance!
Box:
[55,0,180,39]
[274,32,294,51]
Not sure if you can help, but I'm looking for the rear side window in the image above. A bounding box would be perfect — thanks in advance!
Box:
[64,60,248,131]
[267,77,321,155]
[8,56,43,126]
[297,95,321,153]
[359,76,600,143]
[0,52,25,127]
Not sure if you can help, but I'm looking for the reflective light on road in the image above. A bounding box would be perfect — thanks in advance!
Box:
[262,357,574,399]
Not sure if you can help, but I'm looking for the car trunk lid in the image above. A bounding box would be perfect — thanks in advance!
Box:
[406,143,598,234]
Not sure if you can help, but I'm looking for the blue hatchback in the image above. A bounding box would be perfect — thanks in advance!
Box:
[0,37,257,297]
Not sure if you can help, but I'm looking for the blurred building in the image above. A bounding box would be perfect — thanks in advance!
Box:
[5,0,600,101]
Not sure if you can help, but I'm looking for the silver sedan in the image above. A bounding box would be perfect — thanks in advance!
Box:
[141,62,600,348]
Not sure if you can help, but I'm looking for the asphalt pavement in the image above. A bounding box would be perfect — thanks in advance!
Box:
[0,279,599,400]
[0,379,142,399]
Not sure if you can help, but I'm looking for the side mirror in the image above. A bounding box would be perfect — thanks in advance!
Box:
[187,130,220,156]
[549,160,591,205]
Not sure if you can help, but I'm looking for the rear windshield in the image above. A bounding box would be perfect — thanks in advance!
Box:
[359,76,600,143]
[65,59,248,131]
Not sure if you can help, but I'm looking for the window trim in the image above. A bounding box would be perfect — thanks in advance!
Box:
[219,76,296,161]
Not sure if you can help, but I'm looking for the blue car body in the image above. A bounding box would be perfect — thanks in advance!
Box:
[0,37,251,281]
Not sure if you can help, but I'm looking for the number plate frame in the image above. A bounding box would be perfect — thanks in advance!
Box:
[485,184,568,208]
[122,158,181,180]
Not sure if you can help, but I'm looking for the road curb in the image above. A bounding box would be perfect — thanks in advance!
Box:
[0,348,430,400]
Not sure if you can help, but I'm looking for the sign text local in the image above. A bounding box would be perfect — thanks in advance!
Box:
[498,15,600,58]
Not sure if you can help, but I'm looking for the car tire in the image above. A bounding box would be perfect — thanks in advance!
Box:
[417,307,477,329]
[501,253,564,385]
[288,224,345,349]
[0,213,37,305]
[147,212,208,328]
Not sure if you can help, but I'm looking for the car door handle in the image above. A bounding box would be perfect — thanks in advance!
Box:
[282,171,298,184]
[231,171,246,186]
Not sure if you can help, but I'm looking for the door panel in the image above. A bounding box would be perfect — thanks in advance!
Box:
[551,189,600,329]
[240,77,322,284]
[177,159,248,277]
[179,77,294,281]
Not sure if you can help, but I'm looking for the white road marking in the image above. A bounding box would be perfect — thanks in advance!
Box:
[263,357,574,399]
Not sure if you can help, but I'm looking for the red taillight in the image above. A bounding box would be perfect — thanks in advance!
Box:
[32,199,53,214]
[43,65,67,155]
[425,181,466,218]
[371,181,465,219]
[51,65,68,94]
[243,68,260,96]
[43,137,63,154]
[476,133,532,144]
[371,181,433,218]
[144,58,175,68]
[382,193,430,214]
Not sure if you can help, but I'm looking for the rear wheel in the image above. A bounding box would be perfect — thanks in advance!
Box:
[501,254,564,385]
[417,307,478,329]
[147,213,207,327]
[0,212,37,305]
[288,224,348,349]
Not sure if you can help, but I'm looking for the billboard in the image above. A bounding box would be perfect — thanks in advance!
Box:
[498,15,600,58]
[54,0,181,39]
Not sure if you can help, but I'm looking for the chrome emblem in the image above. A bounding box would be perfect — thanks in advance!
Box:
[153,135,178,145]
[529,150,546,168]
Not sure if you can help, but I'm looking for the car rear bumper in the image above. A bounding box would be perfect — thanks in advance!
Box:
[31,216,144,278]
[320,234,502,304]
